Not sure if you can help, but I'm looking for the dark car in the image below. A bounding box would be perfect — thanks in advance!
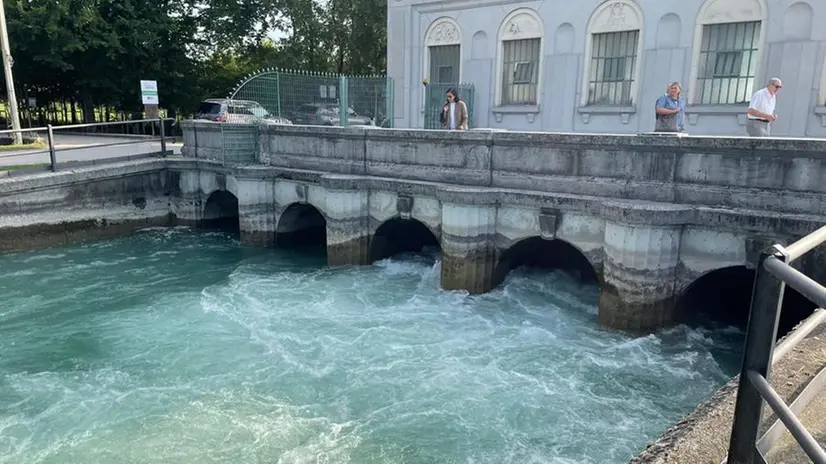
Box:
[289,103,373,127]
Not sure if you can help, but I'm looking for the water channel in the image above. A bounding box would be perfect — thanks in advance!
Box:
[1,226,749,463]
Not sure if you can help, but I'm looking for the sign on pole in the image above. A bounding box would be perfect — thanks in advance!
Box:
[140,80,158,104]
[140,80,159,119]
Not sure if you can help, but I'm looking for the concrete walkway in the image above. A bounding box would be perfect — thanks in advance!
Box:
[764,384,826,463]
[0,134,182,168]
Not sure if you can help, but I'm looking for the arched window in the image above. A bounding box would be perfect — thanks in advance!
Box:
[581,1,645,107]
[688,0,768,105]
[494,8,544,107]
[424,18,462,86]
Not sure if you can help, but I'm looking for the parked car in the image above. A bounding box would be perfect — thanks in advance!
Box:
[289,103,374,126]
[195,99,292,125]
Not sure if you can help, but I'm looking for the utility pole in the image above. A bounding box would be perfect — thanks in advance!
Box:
[0,0,21,144]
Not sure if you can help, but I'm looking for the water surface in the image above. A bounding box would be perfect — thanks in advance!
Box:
[0,228,743,463]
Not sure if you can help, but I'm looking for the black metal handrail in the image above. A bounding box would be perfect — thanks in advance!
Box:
[0,118,175,172]
[726,224,826,463]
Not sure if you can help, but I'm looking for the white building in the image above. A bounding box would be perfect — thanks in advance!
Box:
[386,0,826,137]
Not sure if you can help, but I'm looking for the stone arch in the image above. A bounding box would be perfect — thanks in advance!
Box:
[493,236,600,289]
[424,17,463,86]
[494,8,545,106]
[580,0,646,106]
[656,13,682,48]
[675,265,817,336]
[687,0,768,104]
[782,2,813,40]
[202,190,240,234]
[276,202,327,250]
[369,217,440,263]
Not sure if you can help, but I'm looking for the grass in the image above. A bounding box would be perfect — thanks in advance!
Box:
[0,162,48,172]
[0,141,48,151]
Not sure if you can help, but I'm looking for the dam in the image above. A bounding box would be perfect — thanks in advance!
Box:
[1,122,825,462]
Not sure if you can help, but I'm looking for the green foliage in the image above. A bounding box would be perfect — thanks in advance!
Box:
[1,0,387,118]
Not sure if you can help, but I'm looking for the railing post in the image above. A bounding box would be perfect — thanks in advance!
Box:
[158,118,167,157]
[339,75,349,128]
[46,124,57,171]
[727,246,789,463]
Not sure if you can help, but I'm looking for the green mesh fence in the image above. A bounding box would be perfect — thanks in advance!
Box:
[217,69,396,164]
[424,82,475,129]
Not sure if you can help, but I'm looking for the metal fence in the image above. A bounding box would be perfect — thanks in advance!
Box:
[423,82,475,129]
[216,68,395,164]
[0,119,174,175]
[725,225,826,463]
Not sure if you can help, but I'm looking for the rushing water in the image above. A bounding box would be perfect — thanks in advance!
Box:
[0,228,744,463]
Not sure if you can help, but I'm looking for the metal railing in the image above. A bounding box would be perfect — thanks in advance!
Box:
[0,118,175,173]
[726,224,826,463]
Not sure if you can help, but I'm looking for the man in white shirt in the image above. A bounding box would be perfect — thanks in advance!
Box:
[746,77,781,137]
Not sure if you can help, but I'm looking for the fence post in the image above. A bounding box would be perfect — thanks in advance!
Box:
[47,124,57,171]
[727,246,788,464]
[339,75,349,128]
[276,71,282,117]
[159,118,167,157]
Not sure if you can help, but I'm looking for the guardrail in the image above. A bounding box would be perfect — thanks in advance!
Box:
[725,225,826,463]
[0,118,175,172]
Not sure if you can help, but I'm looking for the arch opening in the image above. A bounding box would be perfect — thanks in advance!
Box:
[202,190,240,235]
[494,237,599,287]
[370,218,440,262]
[276,203,327,253]
[676,266,817,336]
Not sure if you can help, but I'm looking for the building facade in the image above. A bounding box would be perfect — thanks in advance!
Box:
[386,0,826,136]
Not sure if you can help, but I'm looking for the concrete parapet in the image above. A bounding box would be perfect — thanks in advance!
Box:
[181,121,826,217]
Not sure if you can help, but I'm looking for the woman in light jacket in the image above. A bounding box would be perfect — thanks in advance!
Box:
[441,87,468,130]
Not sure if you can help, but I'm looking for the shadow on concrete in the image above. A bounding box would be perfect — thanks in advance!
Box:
[276,203,327,256]
[676,265,817,337]
[494,237,599,286]
[202,190,240,236]
[370,218,439,262]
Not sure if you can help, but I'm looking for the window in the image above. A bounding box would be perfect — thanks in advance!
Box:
[437,65,455,84]
[580,1,644,109]
[502,38,540,105]
[495,8,544,108]
[696,21,761,104]
[587,30,639,105]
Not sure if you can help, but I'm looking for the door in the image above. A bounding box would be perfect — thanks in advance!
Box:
[425,45,460,129]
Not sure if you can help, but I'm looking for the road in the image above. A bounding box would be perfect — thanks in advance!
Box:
[0,134,183,168]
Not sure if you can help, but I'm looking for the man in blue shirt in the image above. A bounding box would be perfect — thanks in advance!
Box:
[654,82,686,132]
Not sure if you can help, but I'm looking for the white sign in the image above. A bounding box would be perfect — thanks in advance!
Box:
[140,80,158,105]
[140,80,158,92]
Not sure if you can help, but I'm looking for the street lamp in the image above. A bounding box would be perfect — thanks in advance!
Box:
[0,0,22,144]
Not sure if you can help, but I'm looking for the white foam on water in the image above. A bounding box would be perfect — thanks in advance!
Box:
[0,230,743,463]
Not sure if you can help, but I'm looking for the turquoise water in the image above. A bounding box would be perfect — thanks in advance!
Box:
[0,228,743,463]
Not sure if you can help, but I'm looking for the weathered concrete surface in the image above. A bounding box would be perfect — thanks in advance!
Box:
[0,159,177,252]
[629,322,826,463]
[764,383,826,463]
